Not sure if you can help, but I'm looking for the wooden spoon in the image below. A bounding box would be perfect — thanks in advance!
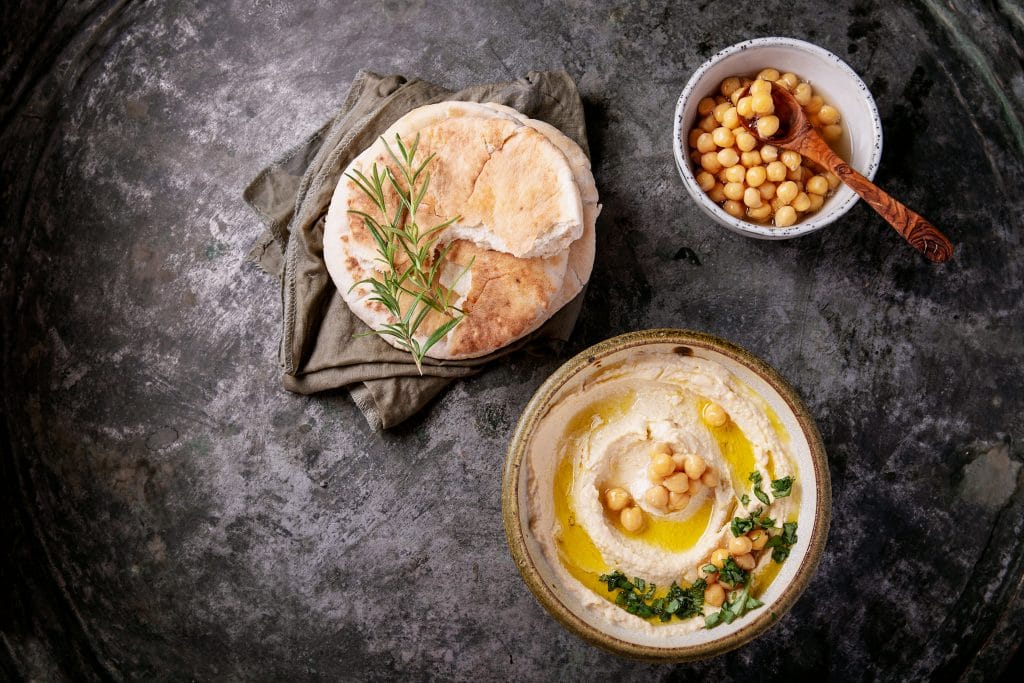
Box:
[739,85,953,263]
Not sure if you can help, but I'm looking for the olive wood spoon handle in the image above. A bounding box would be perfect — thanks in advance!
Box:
[740,86,954,263]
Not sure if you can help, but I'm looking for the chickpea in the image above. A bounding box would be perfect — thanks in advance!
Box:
[758,181,777,201]
[696,133,717,153]
[735,131,757,152]
[745,165,767,187]
[755,115,780,138]
[806,175,829,196]
[710,548,730,569]
[723,199,744,218]
[778,72,799,90]
[711,126,735,148]
[702,401,728,427]
[701,468,720,488]
[699,114,717,133]
[699,152,722,173]
[724,165,746,184]
[668,491,690,511]
[793,82,812,106]
[644,485,669,509]
[817,104,841,125]
[751,92,774,115]
[719,76,741,97]
[704,583,726,607]
[604,488,630,512]
[749,78,771,96]
[823,124,843,141]
[792,192,812,212]
[780,150,802,171]
[713,101,731,124]
[748,528,769,551]
[766,160,787,182]
[805,95,824,114]
[698,564,719,583]
[808,192,825,212]
[730,87,744,105]
[716,147,740,168]
[651,452,676,477]
[743,187,762,209]
[760,144,779,162]
[736,96,754,119]
[825,172,841,189]
[770,196,787,213]
[620,506,643,532]
[683,453,707,480]
[663,472,690,493]
[688,478,703,497]
[775,205,798,227]
[747,204,772,221]
[786,165,802,181]
[695,171,716,192]
[740,150,762,167]
[688,128,703,148]
[697,97,717,116]
[721,107,740,129]
[776,181,799,205]
[756,68,780,82]
[708,183,726,203]
[728,535,753,555]
[733,553,757,571]
[723,182,745,202]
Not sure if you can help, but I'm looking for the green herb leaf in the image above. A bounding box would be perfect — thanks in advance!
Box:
[718,557,750,588]
[740,493,750,506]
[771,476,794,498]
[753,487,771,506]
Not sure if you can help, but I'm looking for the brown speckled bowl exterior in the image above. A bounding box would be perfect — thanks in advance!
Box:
[502,329,831,662]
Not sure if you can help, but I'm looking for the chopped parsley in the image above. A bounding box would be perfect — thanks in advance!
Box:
[730,507,776,537]
[599,570,706,621]
[770,476,794,498]
[704,585,764,629]
[764,521,799,563]
[717,557,750,588]
[749,471,771,506]
[740,493,750,505]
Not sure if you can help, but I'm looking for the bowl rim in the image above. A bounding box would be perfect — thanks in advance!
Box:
[502,328,831,662]
[671,36,883,240]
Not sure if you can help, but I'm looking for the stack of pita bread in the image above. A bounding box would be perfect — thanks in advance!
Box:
[323,101,599,360]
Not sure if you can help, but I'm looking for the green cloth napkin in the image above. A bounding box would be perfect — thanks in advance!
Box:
[244,70,591,430]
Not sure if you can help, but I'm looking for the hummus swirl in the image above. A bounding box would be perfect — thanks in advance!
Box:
[527,351,797,633]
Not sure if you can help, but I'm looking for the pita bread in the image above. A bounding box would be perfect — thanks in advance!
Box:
[323,102,598,359]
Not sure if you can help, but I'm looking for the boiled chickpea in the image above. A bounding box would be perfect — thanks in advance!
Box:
[723,182,745,201]
[778,72,799,90]
[792,192,811,212]
[620,506,643,532]
[721,107,740,129]
[740,150,762,167]
[826,172,841,189]
[683,453,707,479]
[668,491,690,511]
[710,548,731,569]
[719,76,741,97]
[728,535,753,555]
[713,101,731,124]
[664,472,690,493]
[733,553,757,571]
[758,181,777,200]
[748,528,769,551]
[747,204,772,221]
[701,468,720,488]
[651,452,676,477]
[756,68,780,82]
[644,485,669,509]
[793,82,812,106]
[749,78,771,96]
[688,128,703,148]
[766,160,787,182]
[745,165,767,187]
[823,124,843,141]
[770,196,787,213]
[786,166,802,181]
[756,115,780,138]
[730,87,744,105]
[696,133,716,153]
[806,175,829,196]
[735,131,757,152]
[805,95,824,114]
[736,96,754,119]
[708,183,726,203]
[751,92,774,115]
[605,487,631,511]
[695,171,716,192]
[699,152,722,173]
[775,205,798,227]
[724,165,746,184]
[723,199,744,218]
[776,181,798,205]
[817,104,841,125]
[704,583,726,607]
[698,564,719,583]
[716,147,740,168]
[697,97,717,116]
[743,187,762,209]
[780,150,802,171]
[702,402,728,427]
[699,114,717,133]
[688,478,703,497]
[808,192,825,212]
[712,126,735,148]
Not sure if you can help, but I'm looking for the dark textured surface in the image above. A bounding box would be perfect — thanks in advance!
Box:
[2,0,1023,680]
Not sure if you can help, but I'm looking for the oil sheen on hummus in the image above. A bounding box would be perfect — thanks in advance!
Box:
[527,350,798,635]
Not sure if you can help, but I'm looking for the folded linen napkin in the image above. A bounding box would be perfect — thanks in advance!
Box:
[244,70,591,430]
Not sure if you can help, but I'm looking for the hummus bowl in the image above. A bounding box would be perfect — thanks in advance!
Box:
[502,329,830,661]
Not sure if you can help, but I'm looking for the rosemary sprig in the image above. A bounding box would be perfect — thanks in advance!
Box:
[346,133,473,372]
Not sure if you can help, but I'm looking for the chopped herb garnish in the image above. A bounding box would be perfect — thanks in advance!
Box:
[748,471,763,485]
[701,563,719,575]
[730,507,776,537]
[740,493,750,506]
[718,557,750,587]
[598,570,706,622]
[764,521,799,563]
[704,585,764,629]
[748,470,771,505]
[771,476,794,498]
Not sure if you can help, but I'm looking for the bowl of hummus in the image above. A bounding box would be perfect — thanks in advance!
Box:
[502,329,830,660]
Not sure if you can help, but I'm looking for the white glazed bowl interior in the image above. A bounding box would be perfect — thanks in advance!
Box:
[516,340,823,650]
[673,37,883,240]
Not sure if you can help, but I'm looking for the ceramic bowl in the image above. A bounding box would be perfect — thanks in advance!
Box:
[502,329,831,661]
[672,37,883,240]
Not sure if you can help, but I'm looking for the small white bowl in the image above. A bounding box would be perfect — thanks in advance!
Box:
[673,37,883,240]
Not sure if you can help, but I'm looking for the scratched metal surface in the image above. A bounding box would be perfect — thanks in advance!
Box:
[2,0,1022,680]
